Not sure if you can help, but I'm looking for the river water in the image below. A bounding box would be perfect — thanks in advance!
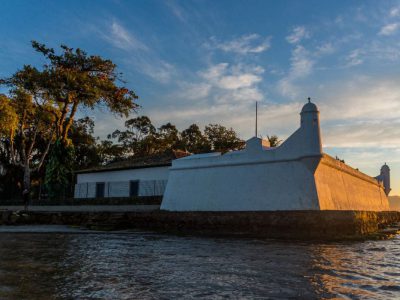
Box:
[0,226,399,299]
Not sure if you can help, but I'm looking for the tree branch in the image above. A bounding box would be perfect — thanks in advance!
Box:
[61,100,78,142]
[34,128,55,172]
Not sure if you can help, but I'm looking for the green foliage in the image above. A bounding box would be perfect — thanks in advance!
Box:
[0,95,18,137]
[109,116,156,157]
[204,124,245,153]
[44,140,75,199]
[2,41,139,144]
[158,123,180,152]
[69,117,101,169]
[181,124,210,154]
[266,135,282,147]
[96,140,124,164]
[106,116,246,160]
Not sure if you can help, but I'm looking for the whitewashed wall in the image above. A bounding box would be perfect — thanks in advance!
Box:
[74,166,169,198]
[87,183,96,198]
[107,181,129,197]
[162,158,320,211]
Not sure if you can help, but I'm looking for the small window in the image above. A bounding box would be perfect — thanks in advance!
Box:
[96,182,105,198]
[130,180,140,197]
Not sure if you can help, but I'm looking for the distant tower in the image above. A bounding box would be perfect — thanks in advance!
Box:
[380,163,391,195]
[300,97,322,155]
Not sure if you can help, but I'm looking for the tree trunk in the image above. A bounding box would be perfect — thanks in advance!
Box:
[23,165,31,192]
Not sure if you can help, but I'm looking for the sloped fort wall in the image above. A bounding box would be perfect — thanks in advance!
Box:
[315,155,389,211]
[162,158,320,211]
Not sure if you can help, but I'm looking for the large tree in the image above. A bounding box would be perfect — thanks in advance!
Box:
[110,116,157,157]
[110,117,184,157]
[181,124,210,153]
[3,41,139,144]
[0,91,55,193]
[204,124,245,153]
[157,123,180,153]
[0,41,139,194]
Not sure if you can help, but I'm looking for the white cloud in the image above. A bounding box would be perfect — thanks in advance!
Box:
[286,26,310,44]
[390,7,400,17]
[165,1,187,22]
[139,60,175,84]
[320,77,400,122]
[109,21,148,51]
[316,42,335,55]
[309,76,400,164]
[324,120,400,148]
[340,42,400,68]
[217,86,263,104]
[277,78,299,99]
[290,45,314,77]
[146,62,266,134]
[345,49,363,66]
[369,42,400,61]
[98,20,176,83]
[277,45,314,98]
[176,82,212,100]
[199,63,264,91]
[218,73,262,90]
[199,63,229,82]
[209,34,271,55]
[379,23,400,36]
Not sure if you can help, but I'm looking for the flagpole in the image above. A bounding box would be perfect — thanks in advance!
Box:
[255,101,258,137]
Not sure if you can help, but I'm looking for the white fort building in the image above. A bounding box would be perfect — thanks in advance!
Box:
[161,100,390,211]
[75,100,391,212]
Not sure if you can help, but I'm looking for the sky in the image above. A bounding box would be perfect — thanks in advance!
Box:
[1,0,400,195]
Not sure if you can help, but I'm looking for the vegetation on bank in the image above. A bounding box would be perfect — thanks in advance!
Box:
[0,41,280,201]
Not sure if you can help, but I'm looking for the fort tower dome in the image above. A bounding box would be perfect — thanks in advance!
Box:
[300,97,322,155]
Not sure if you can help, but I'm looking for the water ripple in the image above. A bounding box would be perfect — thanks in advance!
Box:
[0,227,399,299]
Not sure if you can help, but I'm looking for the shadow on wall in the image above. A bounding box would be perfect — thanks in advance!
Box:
[389,196,400,211]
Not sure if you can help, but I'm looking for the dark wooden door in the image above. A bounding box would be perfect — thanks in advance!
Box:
[130,181,139,197]
[96,182,105,198]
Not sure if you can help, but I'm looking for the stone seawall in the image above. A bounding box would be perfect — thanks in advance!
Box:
[1,210,399,240]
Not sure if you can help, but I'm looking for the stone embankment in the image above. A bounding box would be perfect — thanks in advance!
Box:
[1,209,400,240]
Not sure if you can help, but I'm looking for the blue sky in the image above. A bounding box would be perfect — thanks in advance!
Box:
[1,0,400,195]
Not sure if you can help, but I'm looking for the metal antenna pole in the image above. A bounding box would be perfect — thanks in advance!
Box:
[255,101,258,137]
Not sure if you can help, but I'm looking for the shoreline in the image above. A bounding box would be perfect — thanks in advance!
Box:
[1,209,400,240]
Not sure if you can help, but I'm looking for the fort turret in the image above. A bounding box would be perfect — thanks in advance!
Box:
[300,97,322,155]
[379,163,391,196]
[277,98,323,159]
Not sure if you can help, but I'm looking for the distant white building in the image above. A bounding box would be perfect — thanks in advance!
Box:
[161,100,391,211]
[74,153,182,199]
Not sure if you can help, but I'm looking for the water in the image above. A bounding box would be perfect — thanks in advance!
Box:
[0,226,399,299]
